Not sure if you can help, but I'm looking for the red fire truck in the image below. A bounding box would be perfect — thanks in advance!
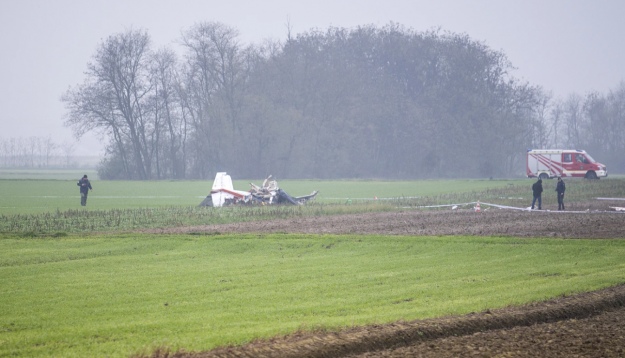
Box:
[526,149,607,179]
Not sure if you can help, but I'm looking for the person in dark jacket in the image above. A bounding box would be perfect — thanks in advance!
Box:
[77,174,93,206]
[556,177,566,210]
[531,179,543,210]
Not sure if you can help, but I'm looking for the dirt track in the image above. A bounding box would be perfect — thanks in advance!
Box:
[152,201,625,358]
[153,200,625,239]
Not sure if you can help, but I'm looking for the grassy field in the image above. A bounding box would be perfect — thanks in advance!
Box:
[0,175,531,216]
[1,234,624,357]
[1,170,625,357]
[2,176,624,233]
[2,174,624,217]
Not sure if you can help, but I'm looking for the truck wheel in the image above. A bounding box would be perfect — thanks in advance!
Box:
[585,171,598,179]
[539,173,549,180]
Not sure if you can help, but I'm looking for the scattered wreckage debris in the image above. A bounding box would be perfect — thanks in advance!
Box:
[199,172,318,207]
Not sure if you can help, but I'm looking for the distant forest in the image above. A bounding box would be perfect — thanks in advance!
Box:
[62,22,625,179]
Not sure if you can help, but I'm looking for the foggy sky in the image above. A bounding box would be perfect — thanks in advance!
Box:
[2,0,624,156]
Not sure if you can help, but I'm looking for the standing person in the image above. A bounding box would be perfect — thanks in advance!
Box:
[556,177,566,210]
[531,178,543,210]
[77,174,93,206]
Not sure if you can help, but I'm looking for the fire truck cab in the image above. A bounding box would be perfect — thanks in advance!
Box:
[526,149,607,179]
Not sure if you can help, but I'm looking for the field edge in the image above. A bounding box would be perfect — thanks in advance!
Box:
[148,283,625,358]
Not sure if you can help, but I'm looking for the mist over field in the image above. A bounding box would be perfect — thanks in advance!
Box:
[3,1,625,180]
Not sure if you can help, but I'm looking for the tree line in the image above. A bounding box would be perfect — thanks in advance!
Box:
[62,22,625,179]
[0,136,78,168]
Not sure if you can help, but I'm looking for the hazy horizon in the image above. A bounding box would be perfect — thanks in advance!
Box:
[2,0,624,156]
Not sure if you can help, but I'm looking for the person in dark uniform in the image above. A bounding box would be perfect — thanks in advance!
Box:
[556,177,566,210]
[77,174,93,206]
[531,178,543,210]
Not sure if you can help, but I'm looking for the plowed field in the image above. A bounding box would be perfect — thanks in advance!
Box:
[151,200,625,358]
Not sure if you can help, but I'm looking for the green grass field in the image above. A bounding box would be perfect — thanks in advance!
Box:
[1,170,625,357]
[1,234,624,357]
[0,175,530,215]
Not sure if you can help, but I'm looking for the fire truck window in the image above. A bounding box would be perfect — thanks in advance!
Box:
[576,154,586,163]
[563,154,572,162]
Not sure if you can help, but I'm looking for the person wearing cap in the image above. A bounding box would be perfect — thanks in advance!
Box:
[555,177,566,210]
[77,174,93,206]
[531,178,543,210]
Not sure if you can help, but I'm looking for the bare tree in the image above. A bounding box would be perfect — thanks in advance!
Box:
[180,22,245,175]
[549,99,564,148]
[149,48,188,178]
[60,141,76,168]
[42,136,58,167]
[562,93,583,147]
[530,89,553,149]
[63,29,155,179]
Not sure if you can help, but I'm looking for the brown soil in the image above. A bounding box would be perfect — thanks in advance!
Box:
[150,200,625,358]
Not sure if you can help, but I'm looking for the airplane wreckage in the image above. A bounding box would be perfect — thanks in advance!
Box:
[199,172,319,207]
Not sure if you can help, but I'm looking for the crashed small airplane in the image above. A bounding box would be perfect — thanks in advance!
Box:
[199,172,318,207]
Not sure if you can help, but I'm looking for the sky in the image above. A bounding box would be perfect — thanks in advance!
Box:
[2,0,625,156]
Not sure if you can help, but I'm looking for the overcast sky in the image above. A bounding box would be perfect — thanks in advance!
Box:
[2,0,624,155]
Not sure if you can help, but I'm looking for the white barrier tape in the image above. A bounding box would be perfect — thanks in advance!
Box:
[415,201,625,213]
